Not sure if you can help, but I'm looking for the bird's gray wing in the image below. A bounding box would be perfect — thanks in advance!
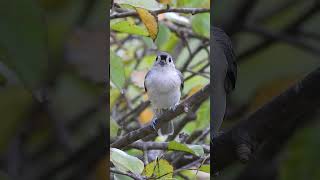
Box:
[176,69,184,91]
[144,70,151,92]
[211,27,237,137]
[213,27,237,94]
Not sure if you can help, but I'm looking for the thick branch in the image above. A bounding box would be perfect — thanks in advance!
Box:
[110,8,210,19]
[212,67,320,171]
[111,84,210,149]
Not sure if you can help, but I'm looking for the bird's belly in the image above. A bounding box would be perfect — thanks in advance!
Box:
[148,89,181,109]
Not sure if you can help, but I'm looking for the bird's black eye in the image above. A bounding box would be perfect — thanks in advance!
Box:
[168,58,172,63]
[155,56,158,61]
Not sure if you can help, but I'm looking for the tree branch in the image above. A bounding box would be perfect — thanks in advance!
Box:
[212,66,320,171]
[111,84,210,149]
[129,141,210,153]
[110,8,210,19]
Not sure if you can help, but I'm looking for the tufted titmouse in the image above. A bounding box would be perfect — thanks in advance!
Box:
[144,52,184,136]
[212,27,237,137]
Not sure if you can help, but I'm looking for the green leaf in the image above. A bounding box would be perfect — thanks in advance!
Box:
[191,13,210,38]
[0,87,33,152]
[115,0,162,10]
[110,148,144,175]
[110,51,126,90]
[111,21,149,36]
[168,141,194,154]
[155,23,171,49]
[114,174,134,180]
[198,164,210,173]
[168,141,204,156]
[110,118,119,139]
[188,145,204,157]
[110,88,121,109]
[177,0,210,8]
[144,159,173,179]
[0,0,48,90]
[195,100,210,130]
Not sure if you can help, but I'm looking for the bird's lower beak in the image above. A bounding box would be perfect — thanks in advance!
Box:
[159,60,165,66]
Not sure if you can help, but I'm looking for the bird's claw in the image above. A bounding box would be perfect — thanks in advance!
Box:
[169,103,178,111]
[151,119,158,131]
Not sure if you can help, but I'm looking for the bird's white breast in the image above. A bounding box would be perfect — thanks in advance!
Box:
[145,67,181,109]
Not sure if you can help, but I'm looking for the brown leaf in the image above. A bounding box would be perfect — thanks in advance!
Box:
[135,7,159,41]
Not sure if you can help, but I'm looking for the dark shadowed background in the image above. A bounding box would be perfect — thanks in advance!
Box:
[0,0,107,179]
[213,0,320,179]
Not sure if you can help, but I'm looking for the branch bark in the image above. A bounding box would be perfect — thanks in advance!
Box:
[212,66,320,171]
[129,141,210,153]
[110,8,210,19]
[111,84,210,149]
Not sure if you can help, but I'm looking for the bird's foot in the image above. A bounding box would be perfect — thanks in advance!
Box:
[151,118,159,132]
[169,103,179,111]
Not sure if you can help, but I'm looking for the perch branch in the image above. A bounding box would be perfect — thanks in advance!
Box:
[111,84,210,149]
[129,141,210,153]
[110,8,210,19]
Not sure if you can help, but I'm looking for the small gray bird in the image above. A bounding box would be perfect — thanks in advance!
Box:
[212,27,237,137]
[144,52,184,136]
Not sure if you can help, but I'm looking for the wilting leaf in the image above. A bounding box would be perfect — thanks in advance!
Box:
[136,8,159,41]
[111,21,149,37]
[110,51,126,90]
[144,159,173,179]
[110,148,144,175]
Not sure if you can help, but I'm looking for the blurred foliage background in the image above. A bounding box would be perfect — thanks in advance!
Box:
[0,0,107,179]
[110,0,210,179]
[213,0,320,179]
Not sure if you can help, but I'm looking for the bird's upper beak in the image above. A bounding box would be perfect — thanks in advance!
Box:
[159,60,165,66]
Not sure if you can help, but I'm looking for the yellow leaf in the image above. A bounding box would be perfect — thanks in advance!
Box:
[136,7,159,41]
[158,0,171,4]
[187,85,203,97]
[139,108,153,124]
